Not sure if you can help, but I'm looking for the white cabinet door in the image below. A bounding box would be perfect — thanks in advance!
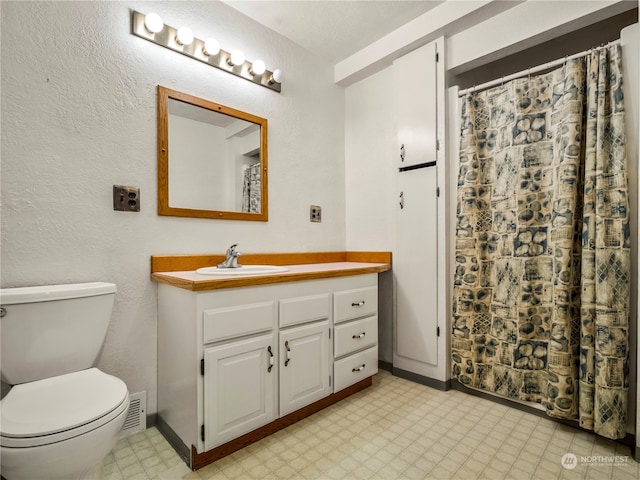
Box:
[394,41,437,168]
[395,166,439,368]
[203,333,277,450]
[279,320,330,416]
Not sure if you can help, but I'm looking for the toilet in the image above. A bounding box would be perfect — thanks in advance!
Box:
[0,282,130,480]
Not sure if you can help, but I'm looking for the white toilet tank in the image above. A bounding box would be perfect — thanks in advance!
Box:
[0,282,117,385]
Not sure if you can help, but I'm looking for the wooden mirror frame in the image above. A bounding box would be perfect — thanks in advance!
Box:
[157,85,268,221]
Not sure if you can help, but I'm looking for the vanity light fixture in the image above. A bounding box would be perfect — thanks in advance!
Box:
[250,60,266,76]
[131,10,282,93]
[228,49,245,67]
[176,26,194,46]
[144,12,163,34]
[270,69,283,85]
[203,38,220,56]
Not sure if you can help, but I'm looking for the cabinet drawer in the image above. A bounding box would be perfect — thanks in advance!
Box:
[334,315,377,359]
[334,287,377,324]
[279,294,330,328]
[333,346,378,392]
[203,301,275,344]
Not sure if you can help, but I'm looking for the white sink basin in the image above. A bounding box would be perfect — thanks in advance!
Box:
[196,265,289,276]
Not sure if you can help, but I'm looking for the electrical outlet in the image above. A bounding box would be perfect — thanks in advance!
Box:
[310,205,321,222]
[113,185,140,212]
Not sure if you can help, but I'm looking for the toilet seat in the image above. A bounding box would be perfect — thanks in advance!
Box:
[1,368,129,448]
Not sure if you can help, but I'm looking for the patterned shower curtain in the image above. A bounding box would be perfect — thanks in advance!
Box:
[242,162,261,213]
[452,45,630,440]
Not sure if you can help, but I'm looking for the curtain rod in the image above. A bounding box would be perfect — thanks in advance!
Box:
[458,39,621,97]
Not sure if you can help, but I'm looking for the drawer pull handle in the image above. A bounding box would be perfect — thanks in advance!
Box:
[267,346,274,373]
[352,364,366,373]
[351,301,365,307]
[352,332,366,339]
[284,340,291,366]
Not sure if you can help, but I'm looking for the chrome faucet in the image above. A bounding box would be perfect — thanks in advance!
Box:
[218,243,242,268]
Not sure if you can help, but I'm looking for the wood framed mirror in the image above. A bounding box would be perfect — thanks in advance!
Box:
[157,85,268,221]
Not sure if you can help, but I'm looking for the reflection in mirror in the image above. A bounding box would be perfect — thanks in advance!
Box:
[158,86,268,221]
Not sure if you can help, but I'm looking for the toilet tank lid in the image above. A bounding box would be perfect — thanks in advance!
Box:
[0,282,116,305]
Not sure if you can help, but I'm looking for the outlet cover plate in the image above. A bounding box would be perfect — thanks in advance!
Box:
[310,205,321,222]
[113,185,140,212]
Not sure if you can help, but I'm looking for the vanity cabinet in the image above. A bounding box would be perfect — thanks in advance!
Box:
[203,332,276,450]
[279,320,330,416]
[156,272,379,469]
[333,286,378,391]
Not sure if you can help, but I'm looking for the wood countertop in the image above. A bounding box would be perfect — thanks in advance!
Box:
[150,251,391,291]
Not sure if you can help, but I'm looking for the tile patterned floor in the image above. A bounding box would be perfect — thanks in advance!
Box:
[98,371,638,480]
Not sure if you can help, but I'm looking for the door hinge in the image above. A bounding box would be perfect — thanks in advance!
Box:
[437,187,440,197]
[437,326,440,337]
[329,328,331,339]
[329,375,332,387]
[436,52,439,62]
[436,138,440,151]
[201,424,205,442]
[200,358,204,376]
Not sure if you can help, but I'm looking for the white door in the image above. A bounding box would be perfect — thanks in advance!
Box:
[395,166,439,368]
[279,320,330,416]
[203,333,277,450]
[394,41,437,168]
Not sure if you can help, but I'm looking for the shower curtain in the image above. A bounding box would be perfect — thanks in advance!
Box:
[242,163,261,213]
[452,45,630,440]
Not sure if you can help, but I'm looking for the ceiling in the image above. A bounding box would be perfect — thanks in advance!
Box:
[221,0,443,64]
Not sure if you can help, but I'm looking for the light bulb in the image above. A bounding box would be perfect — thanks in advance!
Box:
[228,49,245,66]
[176,26,194,46]
[144,13,164,34]
[203,38,220,56]
[251,59,266,76]
[271,68,282,84]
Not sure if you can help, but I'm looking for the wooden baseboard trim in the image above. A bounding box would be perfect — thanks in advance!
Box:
[191,377,373,471]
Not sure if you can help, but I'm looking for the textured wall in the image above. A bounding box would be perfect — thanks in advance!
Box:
[344,68,395,364]
[0,1,345,414]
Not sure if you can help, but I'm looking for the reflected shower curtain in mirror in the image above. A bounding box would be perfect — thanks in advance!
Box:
[242,163,261,213]
[452,45,630,439]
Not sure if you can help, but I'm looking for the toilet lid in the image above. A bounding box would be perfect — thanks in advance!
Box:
[1,368,128,439]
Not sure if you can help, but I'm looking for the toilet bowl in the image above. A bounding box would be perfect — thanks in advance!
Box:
[0,282,130,480]
[1,368,129,480]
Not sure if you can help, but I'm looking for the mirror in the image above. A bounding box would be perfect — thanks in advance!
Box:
[157,85,268,221]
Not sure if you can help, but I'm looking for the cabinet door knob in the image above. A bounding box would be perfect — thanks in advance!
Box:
[352,332,366,339]
[352,364,366,373]
[284,340,291,366]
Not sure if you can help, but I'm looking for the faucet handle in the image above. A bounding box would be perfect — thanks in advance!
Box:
[229,244,241,259]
